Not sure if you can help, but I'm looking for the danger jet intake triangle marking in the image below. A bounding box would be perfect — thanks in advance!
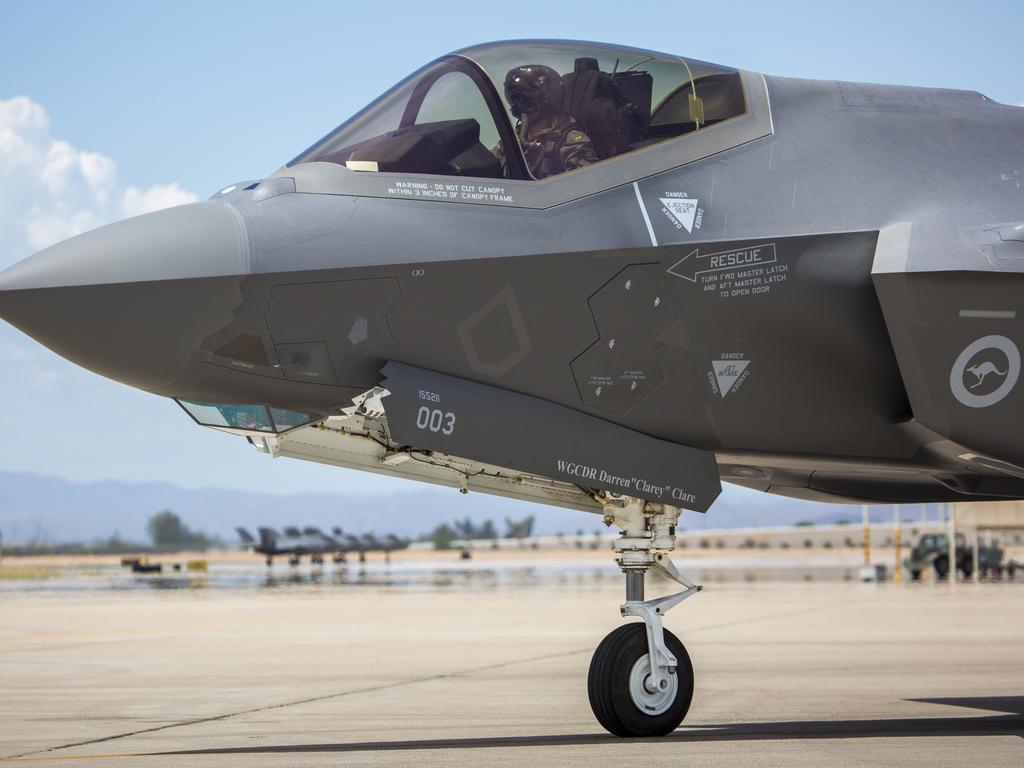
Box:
[712,360,749,398]
[660,198,698,233]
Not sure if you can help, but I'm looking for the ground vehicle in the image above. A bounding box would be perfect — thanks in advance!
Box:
[905,532,1004,580]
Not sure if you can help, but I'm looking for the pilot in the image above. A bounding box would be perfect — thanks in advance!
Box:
[496,64,597,179]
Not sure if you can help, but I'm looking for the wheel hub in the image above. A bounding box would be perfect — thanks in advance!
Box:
[628,653,677,715]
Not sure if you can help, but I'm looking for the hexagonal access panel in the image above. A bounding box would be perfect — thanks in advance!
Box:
[572,264,677,413]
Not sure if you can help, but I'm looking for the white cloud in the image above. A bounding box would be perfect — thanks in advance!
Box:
[120,183,197,219]
[0,95,197,268]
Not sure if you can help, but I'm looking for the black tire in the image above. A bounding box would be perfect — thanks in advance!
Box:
[910,569,921,581]
[588,623,694,737]
[933,554,949,580]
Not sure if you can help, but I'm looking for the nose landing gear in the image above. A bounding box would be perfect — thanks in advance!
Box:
[588,498,700,737]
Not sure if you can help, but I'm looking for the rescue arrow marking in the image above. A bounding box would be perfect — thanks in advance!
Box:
[667,243,777,283]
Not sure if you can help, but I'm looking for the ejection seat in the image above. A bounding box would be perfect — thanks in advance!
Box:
[561,57,652,160]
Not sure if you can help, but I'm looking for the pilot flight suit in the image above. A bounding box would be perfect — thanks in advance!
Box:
[495,115,598,179]
[516,114,598,179]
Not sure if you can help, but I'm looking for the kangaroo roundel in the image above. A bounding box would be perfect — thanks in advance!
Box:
[950,335,1021,408]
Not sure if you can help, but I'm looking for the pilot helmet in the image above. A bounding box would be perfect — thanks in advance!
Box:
[504,64,564,119]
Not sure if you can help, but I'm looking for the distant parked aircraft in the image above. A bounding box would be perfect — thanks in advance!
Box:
[237,526,408,565]
[237,526,342,566]
[343,529,409,563]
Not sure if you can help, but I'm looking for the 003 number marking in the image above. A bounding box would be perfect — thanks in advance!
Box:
[416,406,455,436]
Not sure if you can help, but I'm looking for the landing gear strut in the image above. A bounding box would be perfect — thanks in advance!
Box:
[588,498,700,737]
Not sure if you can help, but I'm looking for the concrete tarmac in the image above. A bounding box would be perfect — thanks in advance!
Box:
[1,575,1022,766]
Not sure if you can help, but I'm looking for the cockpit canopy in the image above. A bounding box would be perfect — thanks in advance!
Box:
[289,40,745,181]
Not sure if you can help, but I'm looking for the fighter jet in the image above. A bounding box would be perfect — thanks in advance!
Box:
[237,526,346,566]
[327,528,409,563]
[2,39,1023,736]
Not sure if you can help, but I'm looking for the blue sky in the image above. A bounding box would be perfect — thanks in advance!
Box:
[0,1,1022,497]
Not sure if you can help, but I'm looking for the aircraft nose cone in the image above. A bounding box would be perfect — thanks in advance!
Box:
[0,202,249,394]
[0,201,248,292]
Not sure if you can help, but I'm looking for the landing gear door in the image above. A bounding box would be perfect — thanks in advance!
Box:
[380,361,721,512]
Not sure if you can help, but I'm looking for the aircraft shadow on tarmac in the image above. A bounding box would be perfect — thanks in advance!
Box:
[157,697,1024,756]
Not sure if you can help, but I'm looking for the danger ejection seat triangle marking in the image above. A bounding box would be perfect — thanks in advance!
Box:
[660,198,698,233]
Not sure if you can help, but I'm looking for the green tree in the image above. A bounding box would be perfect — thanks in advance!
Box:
[429,523,458,550]
[146,510,217,552]
[453,517,477,540]
[147,510,188,549]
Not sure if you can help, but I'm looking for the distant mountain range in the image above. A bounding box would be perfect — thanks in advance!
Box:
[0,470,898,545]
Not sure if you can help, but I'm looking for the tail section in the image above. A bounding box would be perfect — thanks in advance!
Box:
[236,527,255,545]
[257,527,278,553]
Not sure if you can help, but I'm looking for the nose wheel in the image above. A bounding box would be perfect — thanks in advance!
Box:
[589,497,701,737]
[588,623,694,737]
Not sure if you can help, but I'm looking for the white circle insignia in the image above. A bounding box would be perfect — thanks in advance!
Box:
[949,335,1021,408]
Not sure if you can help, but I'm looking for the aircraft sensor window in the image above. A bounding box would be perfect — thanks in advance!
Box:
[177,401,315,434]
[270,407,314,430]
[288,42,745,182]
